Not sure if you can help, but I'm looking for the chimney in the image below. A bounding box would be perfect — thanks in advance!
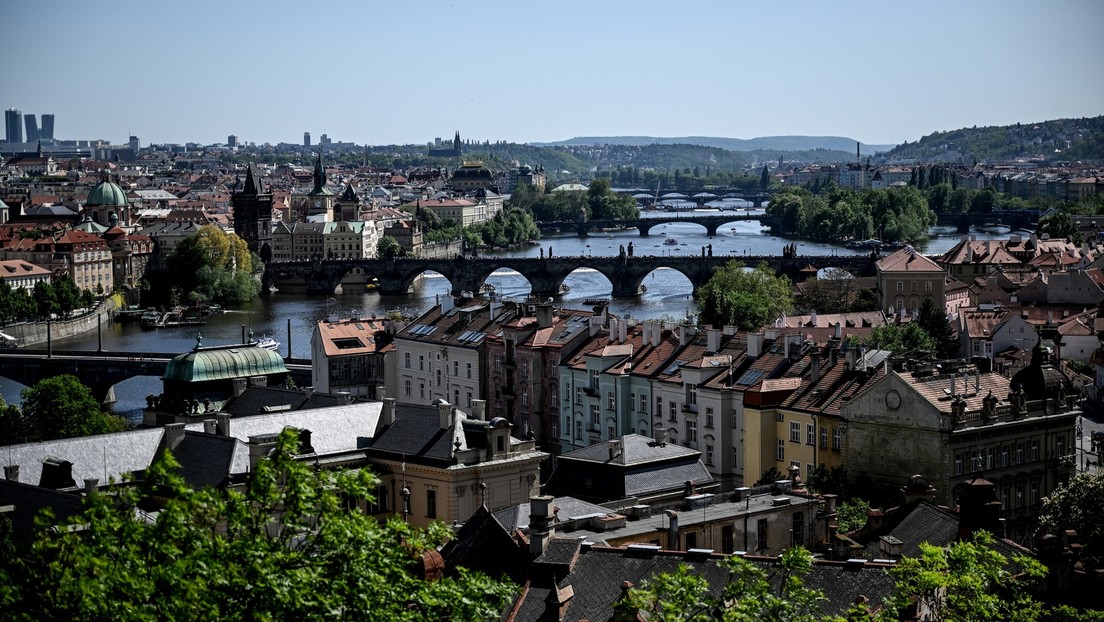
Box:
[232,377,247,397]
[619,317,627,344]
[439,294,454,314]
[84,478,98,496]
[747,333,762,358]
[3,464,17,482]
[950,371,956,396]
[845,347,857,371]
[165,422,186,450]
[665,509,680,549]
[383,398,397,425]
[811,351,822,383]
[215,413,231,436]
[678,323,697,346]
[471,399,486,421]
[439,402,454,429]
[654,427,667,446]
[336,391,352,405]
[834,322,842,340]
[247,433,280,472]
[707,328,721,353]
[529,495,555,557]
[810,309,818,327]
[203,419,217,434]
[608,438,622,461]
[536,303,553,328]
[489,299,502,322]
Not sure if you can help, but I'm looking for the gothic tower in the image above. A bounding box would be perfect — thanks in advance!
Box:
[306,150,334,220]
[232,163,273,262]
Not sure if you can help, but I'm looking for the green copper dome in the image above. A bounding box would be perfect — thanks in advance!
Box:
[86,172,128,207]
[163,345,288,383]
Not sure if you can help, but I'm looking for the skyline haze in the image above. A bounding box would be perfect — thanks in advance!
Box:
[2,0,1102,148]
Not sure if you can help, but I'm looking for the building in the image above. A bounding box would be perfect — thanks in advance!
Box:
[311,316,392,399]
[303,132,310,148]
[448,161,497,192]
[5,108,22,144]
[389,296,521,408]
[365,398,546,528]
[0,259,51,290]
[227,135,238,148]
[39,114,54,141]
[82,170,131,227]
[102,226,154,290]
[304,151,334,221]
[501,164,546,194]
[875,246,946,315]
[4,229,112,294]
[842,342,1077,541]
[23,114,38,143]
[428,131,461,158]
[231,164,273,261]
[958,308,1036,359]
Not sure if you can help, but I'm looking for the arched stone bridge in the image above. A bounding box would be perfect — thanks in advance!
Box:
[536,212,782,237]
[261,253,880,298]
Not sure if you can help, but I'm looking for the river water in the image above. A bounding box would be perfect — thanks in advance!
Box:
[4,208,1020,421]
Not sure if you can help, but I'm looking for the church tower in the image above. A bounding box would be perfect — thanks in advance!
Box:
[232,163,273,262]
[306,151,334,220]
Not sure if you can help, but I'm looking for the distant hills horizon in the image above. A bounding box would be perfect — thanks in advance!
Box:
[533,135,897,156]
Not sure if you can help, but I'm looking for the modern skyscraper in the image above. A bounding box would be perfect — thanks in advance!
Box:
[40,114,54,140]
[304,131,311,147]
[5,108,23,143]
[129,135,140,152]
[24,115,39,143]
[227,134,238,148]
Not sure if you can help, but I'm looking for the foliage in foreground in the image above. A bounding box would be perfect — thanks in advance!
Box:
[1039,470,1104,569]
[0,429,514,621]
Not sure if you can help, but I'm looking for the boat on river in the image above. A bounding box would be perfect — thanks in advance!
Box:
[252,334,279,351]
[140,310,162,330]
[663,237,679,246]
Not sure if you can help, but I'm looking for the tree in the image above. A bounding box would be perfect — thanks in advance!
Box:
[834,498,870,533]
[617,547,830,622]
[14,374,125,443]
[881,531,1046,622]
[915,298,958,359]
[1039,471,1104,568]
[1038,211,1082,245]
[759,165,770,190]
[866,322,936,356]
[696,262,793,332]
[31,281,57,320]
[376,235,403,259]
[0,429,514,620]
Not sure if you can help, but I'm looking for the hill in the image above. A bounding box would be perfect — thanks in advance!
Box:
[538,135,895,155]
[883,116,1104,163]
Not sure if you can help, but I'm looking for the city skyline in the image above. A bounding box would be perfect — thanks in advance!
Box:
[2,0,1102,148]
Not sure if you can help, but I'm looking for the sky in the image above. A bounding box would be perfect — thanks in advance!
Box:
[2,0,1102,148]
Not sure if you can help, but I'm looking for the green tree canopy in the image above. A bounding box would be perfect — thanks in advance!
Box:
[866,322,937,357]
[915,298,958,359]
[376,235,403,259]
[0,429,514,620]
[11,374,126,444]
[1039,471,1104,568]
[695,261,793,332]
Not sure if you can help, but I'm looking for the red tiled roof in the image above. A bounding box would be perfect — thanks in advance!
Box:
[876,248,943,273]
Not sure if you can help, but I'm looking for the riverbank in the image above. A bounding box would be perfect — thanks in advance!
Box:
[2,296,118,347]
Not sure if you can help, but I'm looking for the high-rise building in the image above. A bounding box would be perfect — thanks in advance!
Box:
[304,131,311,147]
[227,134,238,148]
[24,115,39,143]
[129,135,140,152]
[5,108,23,143]
[40,114,54,140]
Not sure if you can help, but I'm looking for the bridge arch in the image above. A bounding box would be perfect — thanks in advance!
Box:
[633,266,695,301]
[478,267,533,298]
[559,267,613,299]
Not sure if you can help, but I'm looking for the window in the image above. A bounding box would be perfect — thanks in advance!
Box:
[551,418,559,437]
[590,369,599,389]
[686,420,697,443]
[426,488,438,518]
[590,404,600,426]
[466,391,472,407]
[790,421,800,443]
[925,281,932,292]
[896,281,903,292]
[820,427,828,449]
[1030,440,1039,461]
[705,408,714,429]
[404,379,411,397]
[806,423,815,446]
[756,518,768,550]
[954,454,963,476]
[1016,444,1024,464]
[706,444,714,466]
[669,401,677,422]
[656,397,663,420]
[776,439,785,461]
[436,369,442,386]
[792,511,804,545]
[466,362,472,379]
[685,532,697,550]
[986,448,993,470]
[1030,483,1039,506]
[1016,486,1024,508]
[418,355,424,371]
[832,428,842,450]
[366,484,389,514]
[608,425,614,439]
[404,353,411,369]
[640,394,648,413]
[419,382,425,399]
[454,389,460,404]
[608,391,615,410]
[687,383,698,406]
[575,421,582,439]
[576,387,583,405]
[1001,446,1009,467]
[453,361,459,376]
[1057,437,1066,457]
[630,393,636,410]
[551,389,558,408]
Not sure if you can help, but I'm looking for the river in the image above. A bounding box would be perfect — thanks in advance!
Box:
[2,209,1021,421]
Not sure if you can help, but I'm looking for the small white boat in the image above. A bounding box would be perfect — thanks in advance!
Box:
[253,335,279,351]
[663,237,679,246]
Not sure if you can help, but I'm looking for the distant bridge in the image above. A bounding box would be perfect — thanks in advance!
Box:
[261,253,880,298]
[0,350,312,405]
[536,211,782,237]
[934,209,1040,233]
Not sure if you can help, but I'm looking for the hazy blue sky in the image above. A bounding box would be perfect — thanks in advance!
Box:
[3,0,1101,147]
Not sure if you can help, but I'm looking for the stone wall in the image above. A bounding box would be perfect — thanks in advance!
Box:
[2,298,117,347]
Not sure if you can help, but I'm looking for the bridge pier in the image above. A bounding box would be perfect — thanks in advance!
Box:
[102,385,117,408]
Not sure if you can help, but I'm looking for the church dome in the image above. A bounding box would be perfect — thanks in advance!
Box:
[163,343,288,383]
[1010,338,1071,401]
[86,172,128,207]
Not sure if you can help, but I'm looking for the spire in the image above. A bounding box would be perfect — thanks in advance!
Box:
[242,163,262,195]
[311,151,327,194]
